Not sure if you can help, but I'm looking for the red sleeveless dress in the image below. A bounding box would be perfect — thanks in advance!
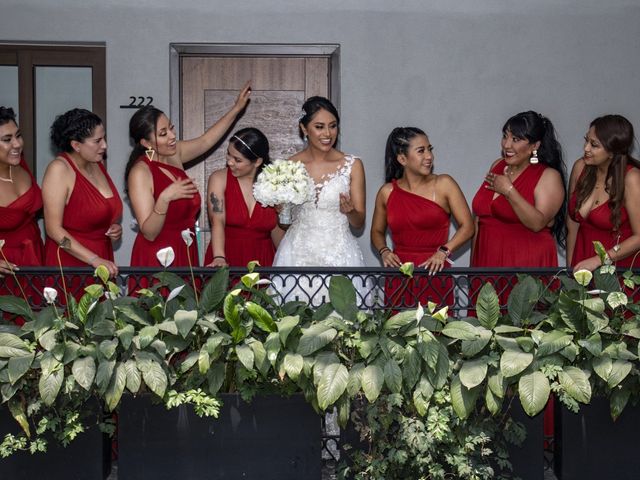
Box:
[385,179,453,308]
[130,156,201,267]
[44,153,122,266]
[203,168,277,267]
[569,169,634,268]
[1,158,44,320]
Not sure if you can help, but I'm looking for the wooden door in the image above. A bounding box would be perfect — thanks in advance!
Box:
[180,56,331,259]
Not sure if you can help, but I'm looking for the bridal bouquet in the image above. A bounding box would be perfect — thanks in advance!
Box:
[253,159,314,224]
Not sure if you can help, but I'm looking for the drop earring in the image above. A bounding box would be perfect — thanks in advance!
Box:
[530,149,539,164]
[145,147,156,162]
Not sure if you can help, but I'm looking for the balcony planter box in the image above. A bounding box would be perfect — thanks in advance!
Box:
[0,404,111,480]
[555,397,640,480]
[506,401,544,480]
[118,393,322,480]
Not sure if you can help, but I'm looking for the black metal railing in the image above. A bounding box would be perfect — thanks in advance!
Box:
[3,266,639,314]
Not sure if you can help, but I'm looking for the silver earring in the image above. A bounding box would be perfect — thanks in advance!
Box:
[530,149,539,164]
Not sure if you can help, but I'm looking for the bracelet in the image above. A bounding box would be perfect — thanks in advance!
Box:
[378,246,391,256]
[87,255,98,264]
[153,206,168,215]
[213,256,227,261]
[505,185,514,197]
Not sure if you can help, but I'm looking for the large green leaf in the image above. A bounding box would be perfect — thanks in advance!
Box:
[402,346,421,389]
[507,276,539,326]
[417,331,440,369]
[200,267,229,313]
[441,321,479,341]
[518,371,550,416]
[485,386,502,415]
[558,292,584,332]
[608,360,632,388]
[383,358,403,393]
[283,353,304,381]
[245,302,277,333]
[96,359,116,393]
[99,339,118,360]
[317,363,349,410]
[236,344,254,370]
[198,349,211,375]
[347,363,365,396]
[175,310,198,338]
[357,333,378,359]
[140,360,168,398]
[249,341,269,376]
[138,325,159,349]
[383,310,416,331]
[276,315,300,346]
[459,358,489,389]
[329,276,357,320]
[0,296,33,321]
[8,398,29,437]
[8,353,34,385]
[426,342,450,390]
[105,362,127,411]
[297,324,337,356]
[264,332,281,366]
[558,367,591,404]
[0,332,30,357]
[610,387,631,421]
[207,363,226,395]
[117,324,135,350]
[476,283,499,330]
[450,374,480,419]
[487,370,506,398]
[362,364,384,402]
[461,328,492,357]
[72,356,96,391]
[39,368,64,406]
[124,360,141,394]
[537,330,574,357]
[500,350,533,378]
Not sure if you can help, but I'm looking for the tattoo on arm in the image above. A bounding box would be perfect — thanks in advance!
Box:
[210,193,224,213]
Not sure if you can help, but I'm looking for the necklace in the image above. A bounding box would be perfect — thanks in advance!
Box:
[0,166,12,183]
[503,164,523,177]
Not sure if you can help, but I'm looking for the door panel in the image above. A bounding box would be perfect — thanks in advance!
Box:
[180,55,330,260]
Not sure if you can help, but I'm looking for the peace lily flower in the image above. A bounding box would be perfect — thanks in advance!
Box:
[573,269,593,287]
[43,287,58,304]
[156,247,175,268]
[181,229,194,247]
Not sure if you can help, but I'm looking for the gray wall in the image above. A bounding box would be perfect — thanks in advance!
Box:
[2,0,640,266]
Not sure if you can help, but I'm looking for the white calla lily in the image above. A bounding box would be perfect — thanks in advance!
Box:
[156,247,175,267]
[167,285,186,303]
[43,287,58,304]
[573,269,593,287]
[181,229,194,247]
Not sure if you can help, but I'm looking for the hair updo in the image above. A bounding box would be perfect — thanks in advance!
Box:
[298,96,340,139]
[384,127,428,182]
[229,127,270,177]
[50,108,103,153]
[0,106,17,127]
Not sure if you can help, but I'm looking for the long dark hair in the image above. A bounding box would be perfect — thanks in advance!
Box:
[298,96,340,140]
[575,114,639,231]
[503,111,567,248]
[384,127,427,183]
[124,106,164,191]
[50,108,103,153]
[229,127,270,179]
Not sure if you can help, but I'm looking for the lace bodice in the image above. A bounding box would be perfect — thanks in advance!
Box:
[274,155,364,267]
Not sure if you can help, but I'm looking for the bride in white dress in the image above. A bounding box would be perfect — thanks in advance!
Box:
[273,96,369,305]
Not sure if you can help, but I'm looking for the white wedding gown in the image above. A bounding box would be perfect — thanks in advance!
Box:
[272,155,373,306]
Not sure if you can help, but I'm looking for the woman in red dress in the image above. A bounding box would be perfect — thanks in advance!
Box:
[371,127,474,308]
[126,83,251,273]
[42,109,122,282]
[0,106,44,313]
[205,128,283,267]
[471,111,566,277]
[567,115,640,271]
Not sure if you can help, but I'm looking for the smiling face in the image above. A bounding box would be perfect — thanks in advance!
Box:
[0,120,23,168]
[398,134,433,176]
[300,108,338,152]
[226,143,261,179]
[143,114,177,157]
[583,126,612,168]
[501,129,539,168]
[71,124,107,163]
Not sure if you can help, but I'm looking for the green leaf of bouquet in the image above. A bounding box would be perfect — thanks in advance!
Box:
[0,332,30,357]
[72,356,96,391]
[536,330,574,357]
[362,364,384,402]
[175,310,198,338]
[518,371,550,416]
[383,358,403,393]
[476,283,499,330]
[0,296,33,321]
[39,368,64,406]
[277,315,299,346]
[317,363,349,410]
[500,350,533,378]
[558,367,591,404]
[450,374,479,420]
[245,302,277,333]
[459,358,489,389]
[124,360,141,394]
[105,362,127,412]
[283,353,304,381]
[297,324,337,356]
[329,275,357,320]
[8,353,34,385]
[442,321,479,341]
[236,344,254,371]
[402,346,421,389]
